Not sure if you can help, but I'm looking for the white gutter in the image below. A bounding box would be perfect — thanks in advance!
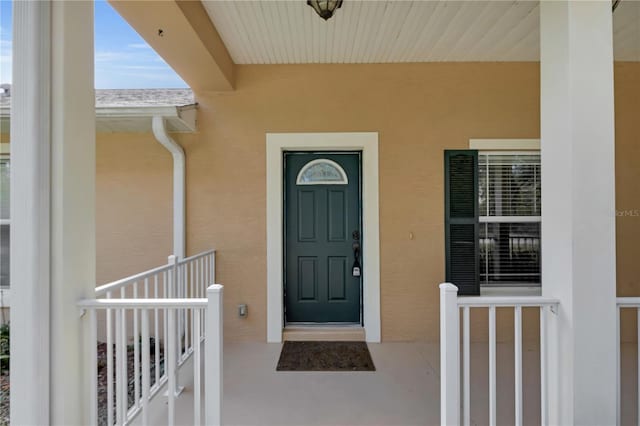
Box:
[152,116,185,259]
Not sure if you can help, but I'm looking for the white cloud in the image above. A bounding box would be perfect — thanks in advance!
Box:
[0,39,12,84]
[94,46,185,88]
[119,71,180,81]
[118,65,171,70]
[127,43,151,50]
[95,50,132,62]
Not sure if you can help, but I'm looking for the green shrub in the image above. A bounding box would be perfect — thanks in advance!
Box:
[0,323,8,372]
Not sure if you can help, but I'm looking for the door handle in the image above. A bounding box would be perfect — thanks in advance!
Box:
[352,231,361,277]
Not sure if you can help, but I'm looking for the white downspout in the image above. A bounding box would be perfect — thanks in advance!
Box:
[152,116,185,259]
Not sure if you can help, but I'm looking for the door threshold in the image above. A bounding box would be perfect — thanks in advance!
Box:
[283,325,366,342]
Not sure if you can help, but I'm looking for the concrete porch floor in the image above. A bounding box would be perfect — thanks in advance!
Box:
[142,341,640,426]
[144,341,557,426]
[222,342,441,426]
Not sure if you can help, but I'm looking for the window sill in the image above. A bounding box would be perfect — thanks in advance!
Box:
[480,286,541,297]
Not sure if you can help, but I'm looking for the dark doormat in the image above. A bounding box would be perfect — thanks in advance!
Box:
[276,341,375,371]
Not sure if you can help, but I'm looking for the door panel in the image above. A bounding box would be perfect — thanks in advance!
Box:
[285,152,361,323]
[298,257,318,301]
[328,257,347,301]
[298,190,317,241]
[328,190,347,242]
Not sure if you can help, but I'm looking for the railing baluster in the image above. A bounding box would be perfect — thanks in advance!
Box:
[202,255,205,285]
[179,263,184,356]
[206,285,224,426]
[175,263,181,362]
[134,283,140,409]
[200,258,204,296]
[489,306,496,426]
[154,275,160,388]
[194,308,202,426]
[190,259,194,299]
[115,308,124,425]
[141,308,150,426]
[515,306,523,426]
[463,306,470,426]
[541,305,548,426]
[121,308,128,420]
[89,309,98,425]
[194,257,198,296]
[184,264,190,355]
[168,308,177,426]
[210,253,213,282]
[164,270,169,387]
[637,308,640,426]
[211,252,216,284]
[163,270,168,298]
[185,264,189,356]
[201,259,205,332]
[107,291,114,426]
[616,306,621,426]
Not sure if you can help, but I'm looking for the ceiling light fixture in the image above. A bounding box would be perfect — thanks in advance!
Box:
[307,0,343,21]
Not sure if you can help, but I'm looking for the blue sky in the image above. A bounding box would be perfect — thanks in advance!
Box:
[0,0,187,89]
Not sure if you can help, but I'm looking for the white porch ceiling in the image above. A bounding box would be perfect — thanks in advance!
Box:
[202,0,640,64]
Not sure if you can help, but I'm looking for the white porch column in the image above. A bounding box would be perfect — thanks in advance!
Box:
[540,1,617,425]
[11,1,95,424]
[10,3,52,424]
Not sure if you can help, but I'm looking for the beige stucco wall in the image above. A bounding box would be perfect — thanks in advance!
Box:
[615,62,640,297]
[614,63,640,343]
[95,62,640,343]
[96,132,175,283]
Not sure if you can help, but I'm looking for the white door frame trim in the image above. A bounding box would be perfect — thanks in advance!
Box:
[266,132,381,343]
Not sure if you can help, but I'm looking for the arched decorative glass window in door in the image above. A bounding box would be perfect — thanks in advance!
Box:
[296,159,349,185]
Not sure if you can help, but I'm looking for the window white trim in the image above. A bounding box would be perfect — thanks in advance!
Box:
[469,139,540,150]
[480,286,541,297]
[266,132,380,343]
[479,216,541,223]
[296,158,349,185]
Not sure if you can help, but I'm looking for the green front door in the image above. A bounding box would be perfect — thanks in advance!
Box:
[284,152,362,323]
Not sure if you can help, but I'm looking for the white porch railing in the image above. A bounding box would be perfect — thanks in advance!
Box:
[616,297,640,425]
[79,250,221,426]
[439,283,559,426]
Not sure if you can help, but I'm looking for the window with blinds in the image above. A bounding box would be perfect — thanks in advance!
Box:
[478,152,541,286]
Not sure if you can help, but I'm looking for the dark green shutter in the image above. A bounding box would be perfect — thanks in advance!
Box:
[444,150,479,296]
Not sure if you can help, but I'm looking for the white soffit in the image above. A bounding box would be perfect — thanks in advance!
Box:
[96,105,197,133]
[202,0,639,64]
[0,106,197,134]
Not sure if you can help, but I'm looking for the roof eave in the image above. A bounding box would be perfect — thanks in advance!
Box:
[0,104,198,134]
